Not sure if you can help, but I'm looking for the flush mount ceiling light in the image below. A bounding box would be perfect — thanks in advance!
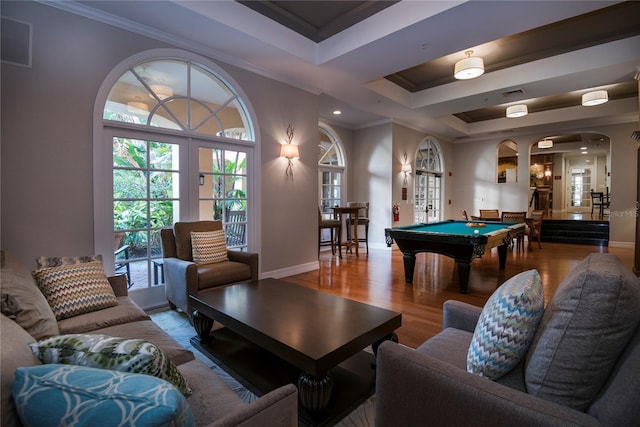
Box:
[506,104,528,118]
[582,90,608,106]
[127,101,149,112]
[454,50,484,80]
[149,84,173,100]
[538,139,553,149]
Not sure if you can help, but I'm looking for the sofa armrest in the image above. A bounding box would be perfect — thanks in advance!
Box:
[375,342,599,427]
[108,275,128,297]
[442,300,483,332]
[227,251,259,281]
[206,384,297,427]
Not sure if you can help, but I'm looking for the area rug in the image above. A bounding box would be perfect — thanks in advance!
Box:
[150,308,375,427]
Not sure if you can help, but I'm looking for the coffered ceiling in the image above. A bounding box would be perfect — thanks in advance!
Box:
[55,1,640,144]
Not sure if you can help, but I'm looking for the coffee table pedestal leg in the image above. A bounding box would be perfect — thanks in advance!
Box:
[192,310,214,342]
[298,372,333,412]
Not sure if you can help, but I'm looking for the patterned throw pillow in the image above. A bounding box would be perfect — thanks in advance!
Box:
[35,254,103,269]
[13,365,195,427]
[467,269,544,380]
[32,261,118,320]
[29,334,191,396]
[191,230,228,264]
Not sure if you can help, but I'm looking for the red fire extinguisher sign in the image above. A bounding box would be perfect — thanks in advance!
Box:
[393,204,399,222]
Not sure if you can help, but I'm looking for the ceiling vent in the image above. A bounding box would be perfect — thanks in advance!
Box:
[501,89,525,98]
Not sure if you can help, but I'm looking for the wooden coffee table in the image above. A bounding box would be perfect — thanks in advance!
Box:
[189,278,401,426]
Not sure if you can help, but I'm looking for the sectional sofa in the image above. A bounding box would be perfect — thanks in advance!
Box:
[0,250,297,426]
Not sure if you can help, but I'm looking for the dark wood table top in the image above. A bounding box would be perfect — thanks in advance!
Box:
[189,278,401,376]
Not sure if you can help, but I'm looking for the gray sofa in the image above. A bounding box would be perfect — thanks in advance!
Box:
[376,253,640,426]
[0,250,297,427]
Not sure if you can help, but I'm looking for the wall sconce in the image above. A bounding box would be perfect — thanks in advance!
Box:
[402,152,412,200]
[280,124,299,179]
[199,174,205,186]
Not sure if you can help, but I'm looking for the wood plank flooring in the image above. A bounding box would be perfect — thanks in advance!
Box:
[285,242,634,349]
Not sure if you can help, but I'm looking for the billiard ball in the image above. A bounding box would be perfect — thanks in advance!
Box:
[473,229,479,234]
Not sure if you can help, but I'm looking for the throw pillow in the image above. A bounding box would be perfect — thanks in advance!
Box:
[0,250,59,340]
[35,254,103,269]
[467,269,544,380]
[525,253,640,411]
[32,261,119,320]
[13,365,194,427]
[191,230,228,264]
[29,333,191,396]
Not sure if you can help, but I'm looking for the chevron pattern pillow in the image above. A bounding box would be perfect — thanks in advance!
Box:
[467,269,544,379]
[32,261,118,320]
[191,230,228,264]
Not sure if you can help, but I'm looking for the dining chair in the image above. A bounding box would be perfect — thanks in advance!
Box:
[590,189,606,218]
[318,207,341,256]
[479,209,500,220]
[527,210,545,250]
[501,211,527,253]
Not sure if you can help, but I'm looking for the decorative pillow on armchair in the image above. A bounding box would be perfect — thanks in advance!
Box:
[12,365,194,427]
[467,269,544,380]
[32,260,118,320]
[191,230,228,264]
[29,333,191,396]
[35,254,103,269]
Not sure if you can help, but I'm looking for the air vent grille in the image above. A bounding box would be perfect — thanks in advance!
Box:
[502,89,525,97]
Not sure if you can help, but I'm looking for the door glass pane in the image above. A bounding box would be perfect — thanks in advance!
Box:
[113,137,179,289]
[199,147,248,250]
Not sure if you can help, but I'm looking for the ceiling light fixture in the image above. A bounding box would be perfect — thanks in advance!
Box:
[332,110,342,115]
[127,101,149,112]
[582,90,608,106]
[149,84,173,100]
[454,50,484,80]
[538,139,553,149]
[506,104,528,118]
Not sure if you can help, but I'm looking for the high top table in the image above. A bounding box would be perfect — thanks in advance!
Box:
[189,278,401,426]
[332,206,361,257]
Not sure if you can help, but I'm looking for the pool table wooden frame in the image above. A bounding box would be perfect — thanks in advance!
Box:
[385,220,525,293]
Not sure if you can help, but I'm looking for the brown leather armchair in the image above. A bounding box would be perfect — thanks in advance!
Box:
[160,221,258,316]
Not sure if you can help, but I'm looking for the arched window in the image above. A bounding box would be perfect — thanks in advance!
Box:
[95,50,257,300]
[318,124,346,215]
[414,136,443,223]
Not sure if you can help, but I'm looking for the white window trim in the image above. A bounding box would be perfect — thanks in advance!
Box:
[93,48,261,279]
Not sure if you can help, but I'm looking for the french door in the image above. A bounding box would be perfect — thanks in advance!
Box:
[109,128,253,289]
[415,171,442,223]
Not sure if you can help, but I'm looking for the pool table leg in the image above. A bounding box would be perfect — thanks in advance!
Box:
[497,244,508,269]
[402,253,416,283]
[456,261,471,294]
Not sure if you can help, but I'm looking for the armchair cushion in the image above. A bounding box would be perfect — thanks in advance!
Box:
[191,230,228,265]
[525,253,640,411]
[467,269,544,380]
[32,261,119,321]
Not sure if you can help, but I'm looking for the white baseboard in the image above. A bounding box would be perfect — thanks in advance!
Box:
[262,261,319,279]
[608,241,635,249]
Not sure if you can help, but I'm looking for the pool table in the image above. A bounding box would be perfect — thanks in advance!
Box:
[385,220,526,293]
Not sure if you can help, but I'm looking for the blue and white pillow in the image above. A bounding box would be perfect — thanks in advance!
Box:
[467,269,544,379]
[12,364,194,427]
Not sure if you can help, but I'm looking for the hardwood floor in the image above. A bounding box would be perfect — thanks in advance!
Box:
[285,241,634,349]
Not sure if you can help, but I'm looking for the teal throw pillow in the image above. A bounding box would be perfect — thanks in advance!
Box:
[467,269,544,379]
[29,334,191,396]
[12,364,194,427]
